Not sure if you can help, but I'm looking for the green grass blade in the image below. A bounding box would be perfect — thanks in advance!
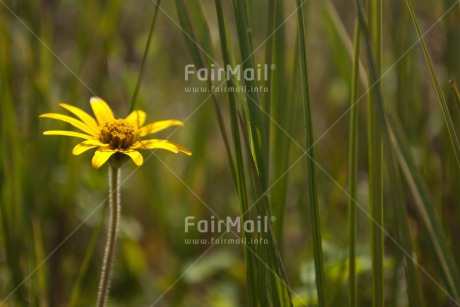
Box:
[354,1,460,300]
[213,1,256,304]
[270,1,296,244]
[450,80,460,111]
[385,143,424,307]
[406,0,460,168]
[322,0,368,89]
[230,1,280,304]
[231,0,268,190]
[32,217,48,307]
[129,0,161,112]
[0,14,27,304]
[175,0,237,185]
[367,1,384,305]
[237,111,293,307]
[262,0,276,164]
[68,212,105,307]
[388,113,460,302]
[175,0,213,69]
[296,0,327,305]
[348,20,360,307]
[354,0,385,304]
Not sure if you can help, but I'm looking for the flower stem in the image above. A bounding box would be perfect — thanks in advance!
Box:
[97,165,121,307]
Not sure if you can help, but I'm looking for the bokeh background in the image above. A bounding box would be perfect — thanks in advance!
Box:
[1,0,460,306]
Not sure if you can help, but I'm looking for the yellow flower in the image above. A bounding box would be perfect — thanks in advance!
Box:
[40,97,192,169]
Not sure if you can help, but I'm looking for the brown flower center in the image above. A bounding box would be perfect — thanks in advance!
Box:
[100,119,139,150]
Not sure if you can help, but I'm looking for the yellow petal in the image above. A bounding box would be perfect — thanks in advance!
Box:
[72,140,106,155]
[121,150,143,166]
[140,139,192,156]
[90,97,115,125]
[92,149,116,169]
[59,103,99,132]
[125,110,146,128]
[81,139,106,146]
[43,130,96,140]
[140,120,184,137]
[129,141,143,149]
[40,113,97,136]
[72,144,98,155]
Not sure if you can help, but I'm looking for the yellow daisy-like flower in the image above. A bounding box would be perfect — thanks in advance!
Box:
[40,97,191,169]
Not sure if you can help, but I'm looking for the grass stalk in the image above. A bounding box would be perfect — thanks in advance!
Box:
[69,211,106,307]
[32,217,47,307]
[450,80,460,111]
[215,2,292,304]
[231,0,268,190]
[367,0,384,305]
[270,1,292,244]
[175,0,237,185]
[237,112,293,306]
[214,1,256,304]
[97,165,121,307]
[231,1,290,304]
[355,0,460,300]
[0,12,27,304]
[348,20,360,307]
[295,0,327,305]
[388,113,460,302]
[322,0,368,89]
[386,145,424,307]
[406,0,460,168]
[130,0,161,112]
[262,0,276,163]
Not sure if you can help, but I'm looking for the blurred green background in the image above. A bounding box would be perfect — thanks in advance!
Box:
[1,0,460,306]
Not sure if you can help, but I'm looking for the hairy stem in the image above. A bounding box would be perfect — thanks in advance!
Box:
[97,166,121,307]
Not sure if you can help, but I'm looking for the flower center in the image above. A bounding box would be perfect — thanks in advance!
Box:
[100,119,139,150]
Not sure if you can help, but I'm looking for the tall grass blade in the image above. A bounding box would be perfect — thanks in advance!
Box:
[32,217,47,307]
[388,113,460,302]
[230,1,281,304]
[270,1,296,244]
[355,0,460,301]
[0,13,27,304]
[175,0,237,184]
[296,0,327,305]
[367,0,384,305]
[450,80,460,110]
[348,20,360,307]
[262,0,276,163]
[237,111,293,307]
[69,212,106,307]
[175,0,213,69]
[129,0,161,112]
[385,143,424,307]
[406,0,460,168]
[231,0,268,190]
[322,0,368,89]
[217,1,293,304]
[354,1,386,305]
[214,1,256,304]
